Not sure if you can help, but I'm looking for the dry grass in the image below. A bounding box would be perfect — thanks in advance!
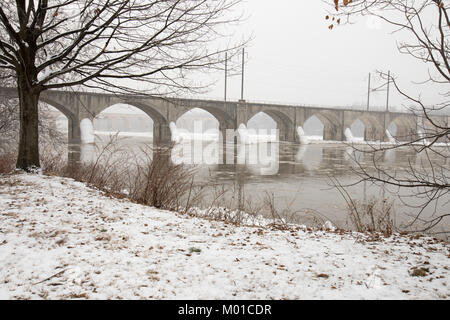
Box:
[346,197,396,236]
[1,134,205,214]
[185,177,333,229]
[126,145,204,211]
[41,137,204,213]
[0,151,15,174]
[330,176,396,236]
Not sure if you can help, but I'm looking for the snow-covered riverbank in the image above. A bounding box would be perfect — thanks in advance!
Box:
[0,173,448,299]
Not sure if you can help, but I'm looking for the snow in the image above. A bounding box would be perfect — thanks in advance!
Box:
[386,129,396,144]
[297,126,310,145]
[80,119,95,144]
[0,173,448,300]
[344,128,356,143]
[169,122,181,143]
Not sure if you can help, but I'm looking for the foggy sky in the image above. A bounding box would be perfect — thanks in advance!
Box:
[195,0,446,110]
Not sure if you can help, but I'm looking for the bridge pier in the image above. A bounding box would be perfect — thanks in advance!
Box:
[67,144,81,165]
[390,120,417,142]
[364,126,385,142]
[279,124,297,143]
[67,117,82,145]
[153,122,172,146]
[438,116,449,143]
[324,125,343,141]
[220,124,239,165]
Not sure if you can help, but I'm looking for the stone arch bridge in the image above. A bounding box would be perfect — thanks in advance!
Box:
[1,87,448,144]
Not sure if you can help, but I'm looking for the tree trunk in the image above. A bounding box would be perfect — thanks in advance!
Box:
[16,80,40,171]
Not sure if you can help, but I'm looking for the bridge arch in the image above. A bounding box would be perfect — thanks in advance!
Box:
[303,115,324,140]
[93,103,153,139]
[244,112,278,142]
[303,110,341,141]
[388,114,417,140]
[247,112,277,129]
[39,97,80,144]
[39,97,76,121]
[94,102,166,126]
[95,101,170,144]
[350,119,365,140]
[175,108,220,140]
[247,109,293,127]
[347,114,384,141]
[246,109,294,141]
[173,104,235,130]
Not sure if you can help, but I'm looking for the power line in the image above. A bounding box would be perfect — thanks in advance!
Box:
[241,48,245,101]
[367,73,371,111]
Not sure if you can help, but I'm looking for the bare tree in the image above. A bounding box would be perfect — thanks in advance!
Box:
[0,94,17,143]
[0,68,74,154]
[0,70,18,151]
[327,0,449,233]
[0,0,244,170]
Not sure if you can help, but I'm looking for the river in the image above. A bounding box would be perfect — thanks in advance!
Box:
[72,133,449,238]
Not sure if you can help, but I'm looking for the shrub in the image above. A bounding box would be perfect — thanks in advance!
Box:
[346,197,396,236]
[41,137,203,213]
[127,144,201,210]
[0,151,15,174]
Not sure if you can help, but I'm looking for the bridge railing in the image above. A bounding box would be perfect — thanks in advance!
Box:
[176,95,421,114]
[180,95,450,116]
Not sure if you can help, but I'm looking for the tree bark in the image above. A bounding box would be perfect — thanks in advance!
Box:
[16,78,40,170]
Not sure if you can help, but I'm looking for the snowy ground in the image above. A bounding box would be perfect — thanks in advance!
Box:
[0,173,448,300]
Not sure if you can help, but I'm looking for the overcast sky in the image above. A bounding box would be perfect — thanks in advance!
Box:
[195,0,444,111]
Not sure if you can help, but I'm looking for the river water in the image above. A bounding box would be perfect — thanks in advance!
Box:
[74,134,449,238]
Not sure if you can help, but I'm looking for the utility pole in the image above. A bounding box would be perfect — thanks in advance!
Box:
[367,72,371,111]
[383,70,391,138]
[224,52,228,102]
[240,48,245,101]
[386,70,390,112]
[223,51,229,158]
